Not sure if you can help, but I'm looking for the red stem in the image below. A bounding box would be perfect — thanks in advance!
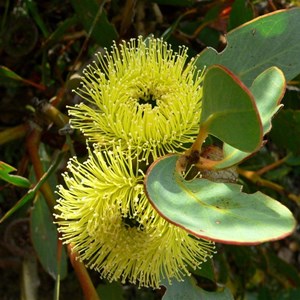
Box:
[67,244,101,300]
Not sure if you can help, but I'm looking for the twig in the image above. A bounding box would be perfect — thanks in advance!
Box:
[237,167,300,206]
[26,128,56,212]
[0,123,29,145]
[67,244,101,300]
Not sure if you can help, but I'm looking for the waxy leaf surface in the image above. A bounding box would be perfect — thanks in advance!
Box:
[195,8,300,86]
[213,67,285,169]
[145,155,296,245]
[162,276,234,300]
[201,65,262,153]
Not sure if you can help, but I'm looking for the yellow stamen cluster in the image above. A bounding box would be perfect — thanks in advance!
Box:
[70,36,203,160]
[55,145,214,288]
[55,36,215,288]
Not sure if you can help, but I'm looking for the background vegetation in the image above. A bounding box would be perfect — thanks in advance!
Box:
[1,0,300,299]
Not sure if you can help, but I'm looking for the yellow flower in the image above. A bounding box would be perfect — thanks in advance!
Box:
[55,145,215,288]
[56,36,214,288]
[69,36,203,160]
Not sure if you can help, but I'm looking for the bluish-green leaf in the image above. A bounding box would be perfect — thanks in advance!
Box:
[162,276,234,300]
[201,65,262,153]
[213,67,285,169]
[145,155,296,245]
[195,8,300,86]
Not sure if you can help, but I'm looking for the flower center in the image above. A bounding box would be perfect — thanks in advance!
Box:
[137,93,157,109]
[122,216,144,231]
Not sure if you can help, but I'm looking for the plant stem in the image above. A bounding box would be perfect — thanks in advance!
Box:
[191,124,208,154]
[237,167,300,205]
[256,156,288,176]
[40,102,69,128]
[67,244,101,300]
[26,128,56,212]
[0,123,29,145]
[22,78,46,91]
[26,128,99,299]
[176,125,218,173]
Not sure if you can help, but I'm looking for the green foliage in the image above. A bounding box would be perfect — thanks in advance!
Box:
[145,9,300,257]
[216,66,285,169]
[162,277,234,300]
[0,161,31,188]
[145,155,295,244]
[227,0,254,31]
[30,194,68,280]
[0,66,24,81]
[0,1,300,299]
[201,65,262,153]
[195,8,300,86]
[0,151,64,223]
[25,0,49,37]
[271,109,300,154]
[70,0,118,47]
[97,281,124,300]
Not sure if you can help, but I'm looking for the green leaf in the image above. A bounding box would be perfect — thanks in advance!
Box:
[97,281,124,300]
[0,151,65,223]
[286,154,300,166]
[0,191,35,223]
[25,0,49,37]
[161,13,186,41]
[201,65,262,153]
[44,16,78,49]
[264,165,291,181]
[213,67,285,169]
[30,194,68,280]
[227,0,254,31]
[191,257,215,282]
[265,251,300,287]
[0,161,31,188]
[249,67,285,133]
[145,155,296,245]
[70,0,118,47]
[0,66,23,81]
[270,109,300,154]
[195,8,300,86]
[162,276,234,300]
[275,289,300,300]
[0,65,45,90]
